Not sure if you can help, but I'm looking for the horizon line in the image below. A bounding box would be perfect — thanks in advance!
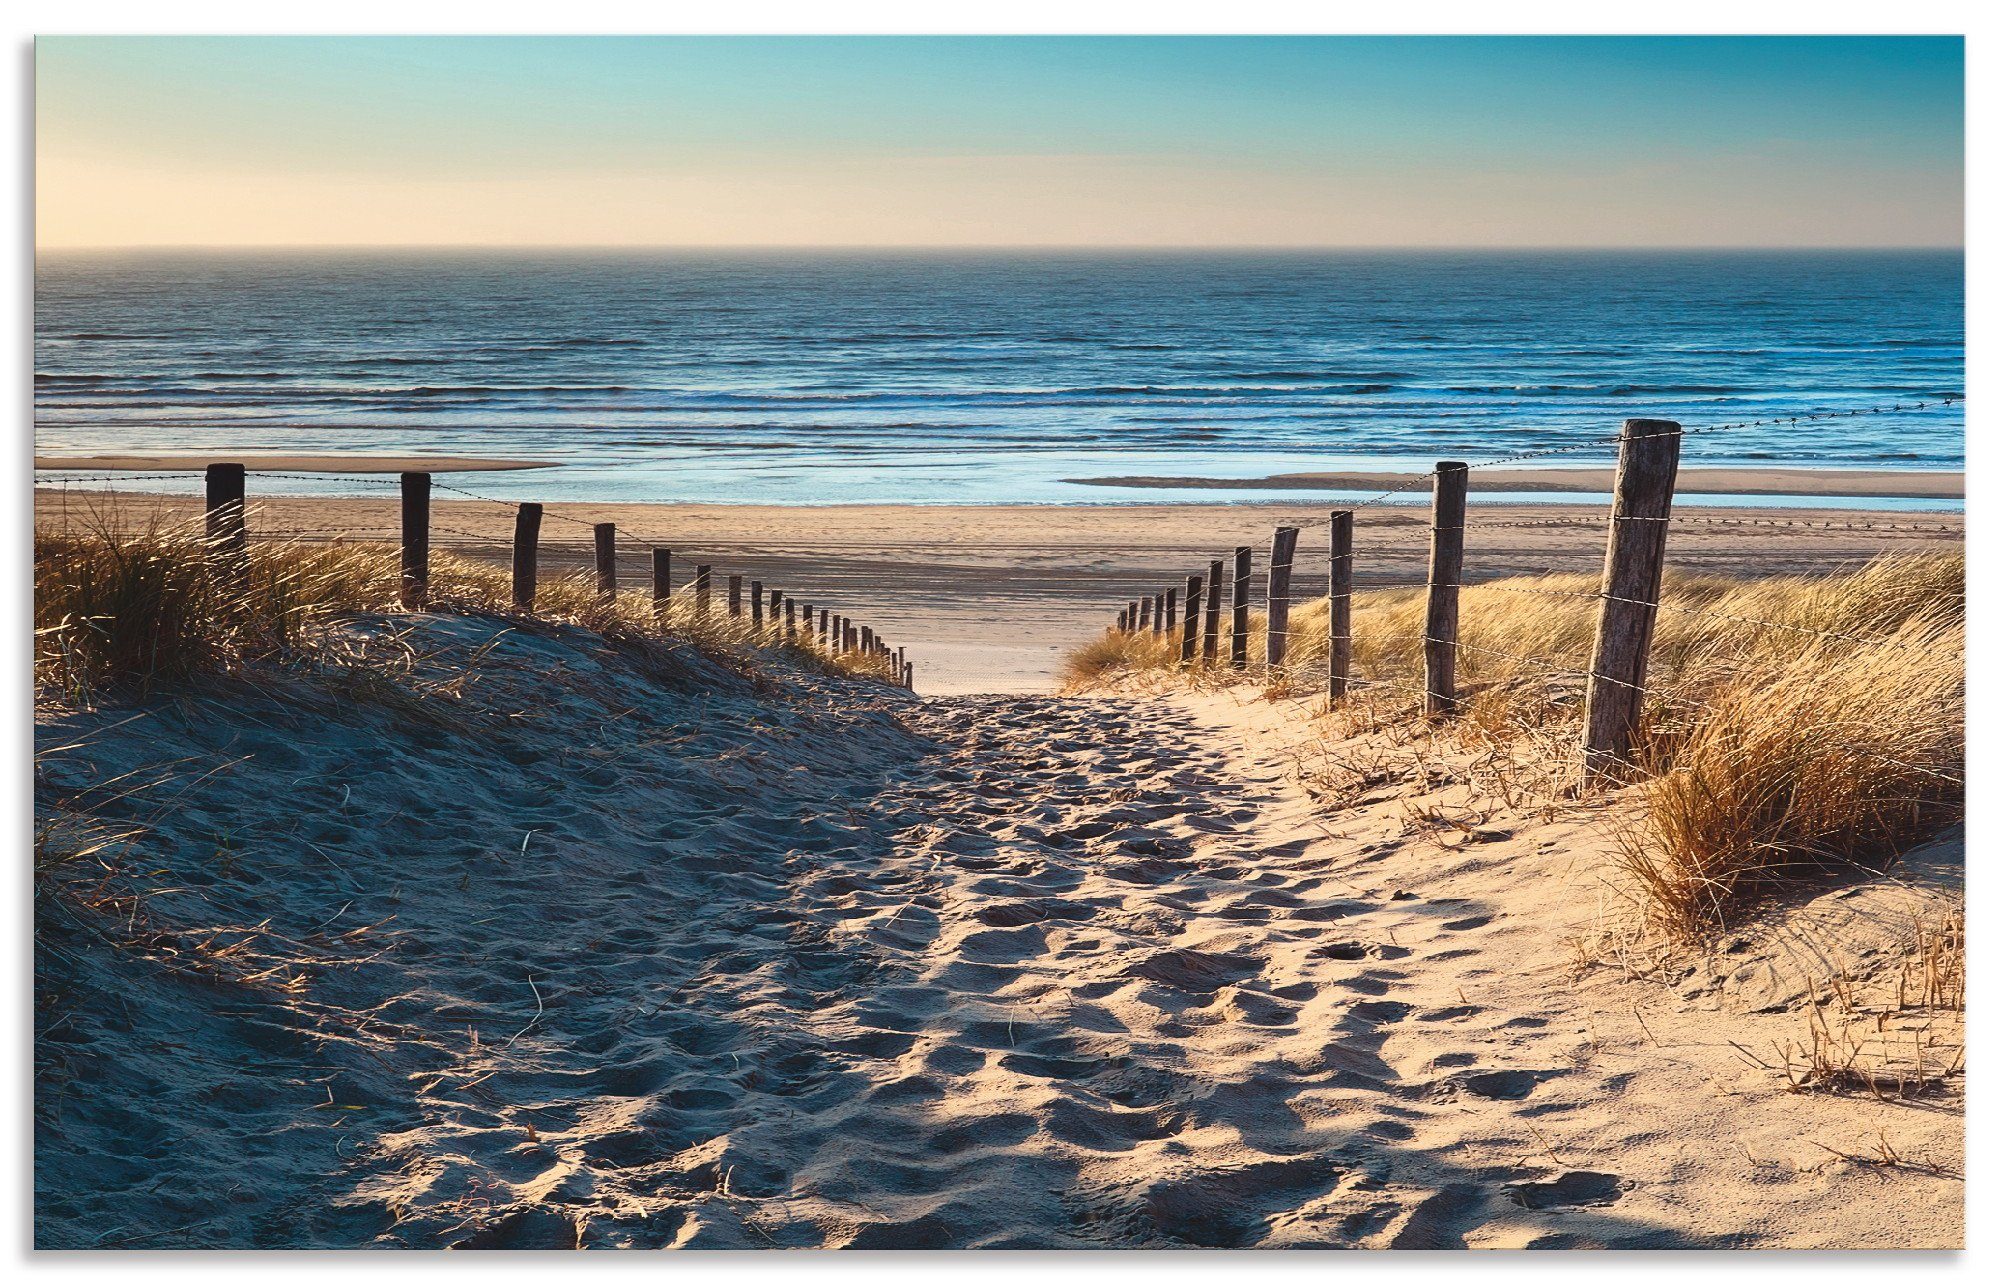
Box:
[35,242,1968,253]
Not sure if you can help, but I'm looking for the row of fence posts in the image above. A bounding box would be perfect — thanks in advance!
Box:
[1111,417,1684,779]
[200,463,916,690]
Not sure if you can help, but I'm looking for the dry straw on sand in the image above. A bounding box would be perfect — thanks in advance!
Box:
[1065,554,1964,936]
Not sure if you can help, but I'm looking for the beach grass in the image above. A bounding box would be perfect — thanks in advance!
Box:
[1063,553,1964,934]
[33,511,900,704]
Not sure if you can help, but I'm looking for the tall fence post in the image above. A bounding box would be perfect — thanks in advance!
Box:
[1265,526,1299,670]
[593,522,617,601]
[512,502,542,610]
[1425,462,1469,715]
[1118,606,1130,633]
[204,462,247,555]
[1164,587,1177,633]
[694,564,712,616]
[1139,596,1153,631]
[819,609,830,645]
[203,462,248,599]
[401,471,432,610]
[1328,511,1354,702]
[861,625,874,655]
[770,588,783,636]
[1584,419,1683,776]
[1152,592,1165,635]
[1180,574,1202,665]
[1230,546,1251,669]
[751,580,764,631]
[786,598,797,640]
[652,548,672,624]
[1202,559,1223,663]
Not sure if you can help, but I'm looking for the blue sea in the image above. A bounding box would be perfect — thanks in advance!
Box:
[33,249,1965,508]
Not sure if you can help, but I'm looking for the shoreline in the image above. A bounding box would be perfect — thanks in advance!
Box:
[1064,465,1964,500]
[33,453,557,473]
[37,491,1964,695]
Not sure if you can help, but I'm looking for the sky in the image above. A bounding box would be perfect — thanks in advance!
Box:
[35,35,1964,249]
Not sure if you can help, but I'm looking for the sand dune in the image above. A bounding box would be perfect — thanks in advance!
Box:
[32,490,1965,696]
[34,613,1960,1248]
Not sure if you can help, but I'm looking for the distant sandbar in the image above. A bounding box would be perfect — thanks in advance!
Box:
[1064,466,1963,500]
[34,453,556,474]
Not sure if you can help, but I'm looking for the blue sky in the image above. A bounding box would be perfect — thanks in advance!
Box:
[36,36,1964,247]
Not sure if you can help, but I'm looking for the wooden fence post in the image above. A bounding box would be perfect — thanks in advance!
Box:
[1265,526,1299,670]
[861,625,874,656]
[1230,546,1252,669]
[593,522,617,601]
[1153,592,1165,635]
[1118,606,1130,632]
[1328,511,1354,701]
[728,574,743,618]
[652,548,672,624]
[694,564,711,616]
[786,598,797,639]
[204,462,247,554]
[750,580,764,631]
[819,609,830,645]
[401,471,432,610]
[511,502,542,610]
[1180,574,1202,665]
[1164,587,1177,633]
[770,588,783,635]
[1583,419,1683,776]
[1425,462,1469,715]
[904,660,914,689]
[1139,596,1153,631]
[1202,559,1223,663]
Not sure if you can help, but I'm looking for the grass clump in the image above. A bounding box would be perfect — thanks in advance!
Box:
[35,511,901,702]
[1065,553,1964,934]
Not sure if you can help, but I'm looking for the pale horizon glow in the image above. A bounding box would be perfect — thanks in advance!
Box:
[36,36,1965,250]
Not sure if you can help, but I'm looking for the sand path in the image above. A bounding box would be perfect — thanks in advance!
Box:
[349,688,1718,1248]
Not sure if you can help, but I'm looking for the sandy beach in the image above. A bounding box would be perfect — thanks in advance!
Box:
[1066,466,1965,499]
[34,612,1963,1247]
[35,488,1966,694]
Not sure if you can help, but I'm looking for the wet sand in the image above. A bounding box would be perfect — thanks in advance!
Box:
[1066,466,1964,499]
[34,490,1965,695]
[33,453,555,473]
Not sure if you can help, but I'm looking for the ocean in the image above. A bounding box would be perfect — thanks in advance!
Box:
[33,249,1965,507]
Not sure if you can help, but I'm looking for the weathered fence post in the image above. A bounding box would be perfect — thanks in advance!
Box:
[1152,593,1165,635]
[652,548,672,624]
[728,574,743,618]
[770,588,783,635]
[401,471,432,610]
[1139,596,1153,631]
[1181,574,1202,665]
[1583,419,1683,776]
[1328,511,1354,701]
[903,660,914,689]
[1231,546,1251,669]
[786,598,797,639]
[819,608,830,645]
[1118,606,1130,632]
[750,580,764,631]
[593,522,617,601]
[511,502,542,610]
[1164,587,1177,633]
[1202,559,1223,663]
[861,625,874,655]
[204,462,247,554]
[1265,526,1298,670]
[1425,462,1469,715]
[694,564,712,616]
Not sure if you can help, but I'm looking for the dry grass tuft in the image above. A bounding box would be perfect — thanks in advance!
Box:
[34,509,899,703]
[1064,553,1963,932]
